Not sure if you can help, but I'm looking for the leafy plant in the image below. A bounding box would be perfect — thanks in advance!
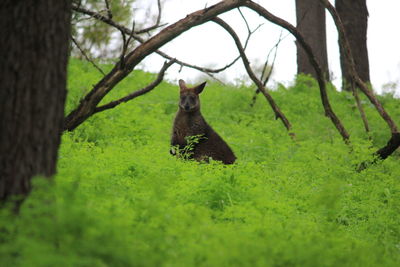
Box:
[170,134,207,161]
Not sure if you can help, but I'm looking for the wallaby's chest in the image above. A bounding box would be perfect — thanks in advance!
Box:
[173,113,207,143]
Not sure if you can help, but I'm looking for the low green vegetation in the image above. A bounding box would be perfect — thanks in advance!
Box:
[1,58,400,266]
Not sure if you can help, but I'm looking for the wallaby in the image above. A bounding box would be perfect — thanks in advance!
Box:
[170,79,236,164]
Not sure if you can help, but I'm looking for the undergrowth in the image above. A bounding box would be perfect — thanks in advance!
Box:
[1,58,400,266]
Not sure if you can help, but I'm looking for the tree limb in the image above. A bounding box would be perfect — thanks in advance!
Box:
[320,0,398,135]
[212,17,293,136]
[244,1,350,142]
[94,59,175,114]
[319,0,400,163]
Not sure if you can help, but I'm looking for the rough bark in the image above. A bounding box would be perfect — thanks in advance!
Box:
[0,1,71,203]
[336,0,370,91]
[296,0,329,79]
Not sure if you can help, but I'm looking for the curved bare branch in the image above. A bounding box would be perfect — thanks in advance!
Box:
[212,17,293,135]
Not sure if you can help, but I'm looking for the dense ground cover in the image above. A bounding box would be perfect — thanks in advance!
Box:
[1,59,400,266]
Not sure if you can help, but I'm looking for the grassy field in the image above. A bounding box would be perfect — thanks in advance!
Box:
[1,58,400,266]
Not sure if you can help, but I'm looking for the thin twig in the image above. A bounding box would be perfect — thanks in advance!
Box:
[133,0,167,34]
[71,36,106,76]
[104,0,112,19]
[250,31,286,107]
[119,18,136,69]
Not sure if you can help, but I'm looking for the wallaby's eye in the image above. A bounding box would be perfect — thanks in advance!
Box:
[189,96,196,103]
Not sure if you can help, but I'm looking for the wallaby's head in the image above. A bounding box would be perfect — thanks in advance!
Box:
[178,79,206,113]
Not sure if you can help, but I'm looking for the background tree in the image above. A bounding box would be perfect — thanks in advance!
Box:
[336,0,370,91]
[0,1,71,205]
[295,0,329,80]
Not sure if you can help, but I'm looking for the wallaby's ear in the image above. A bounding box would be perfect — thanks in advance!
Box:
[194,82,207,95]
[179,79,187,91]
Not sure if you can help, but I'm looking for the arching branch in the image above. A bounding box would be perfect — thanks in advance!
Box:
[72,4,242,78]
[212,17,293,136]
[94,60,175,114]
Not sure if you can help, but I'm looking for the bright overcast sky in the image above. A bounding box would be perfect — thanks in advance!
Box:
[134,0,400,95]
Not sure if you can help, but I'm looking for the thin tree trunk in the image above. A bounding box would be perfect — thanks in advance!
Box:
[0,1,71,204]
[336,0,370,91]
[296,0,329,80]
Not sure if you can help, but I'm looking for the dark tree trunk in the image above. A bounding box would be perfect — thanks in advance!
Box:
[336,0,370,91]
[0,1,71,204]
[296,0,329,80]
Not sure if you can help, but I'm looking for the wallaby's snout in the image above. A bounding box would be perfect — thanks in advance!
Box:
[179,92,198,112]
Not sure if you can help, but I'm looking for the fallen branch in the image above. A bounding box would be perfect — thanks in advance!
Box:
[212,17,293,136]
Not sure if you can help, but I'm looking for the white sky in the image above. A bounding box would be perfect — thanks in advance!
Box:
[134,0,400,95]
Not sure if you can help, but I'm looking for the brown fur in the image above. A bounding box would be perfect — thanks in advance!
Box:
[170,79,236,164]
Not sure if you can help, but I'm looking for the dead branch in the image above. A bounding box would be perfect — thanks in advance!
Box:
[94,60,175,114]
[244,1,350,142]
[319,0,400,163]
[71,36,106,76]
[212,17,293,136]
[64,0,245,131]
